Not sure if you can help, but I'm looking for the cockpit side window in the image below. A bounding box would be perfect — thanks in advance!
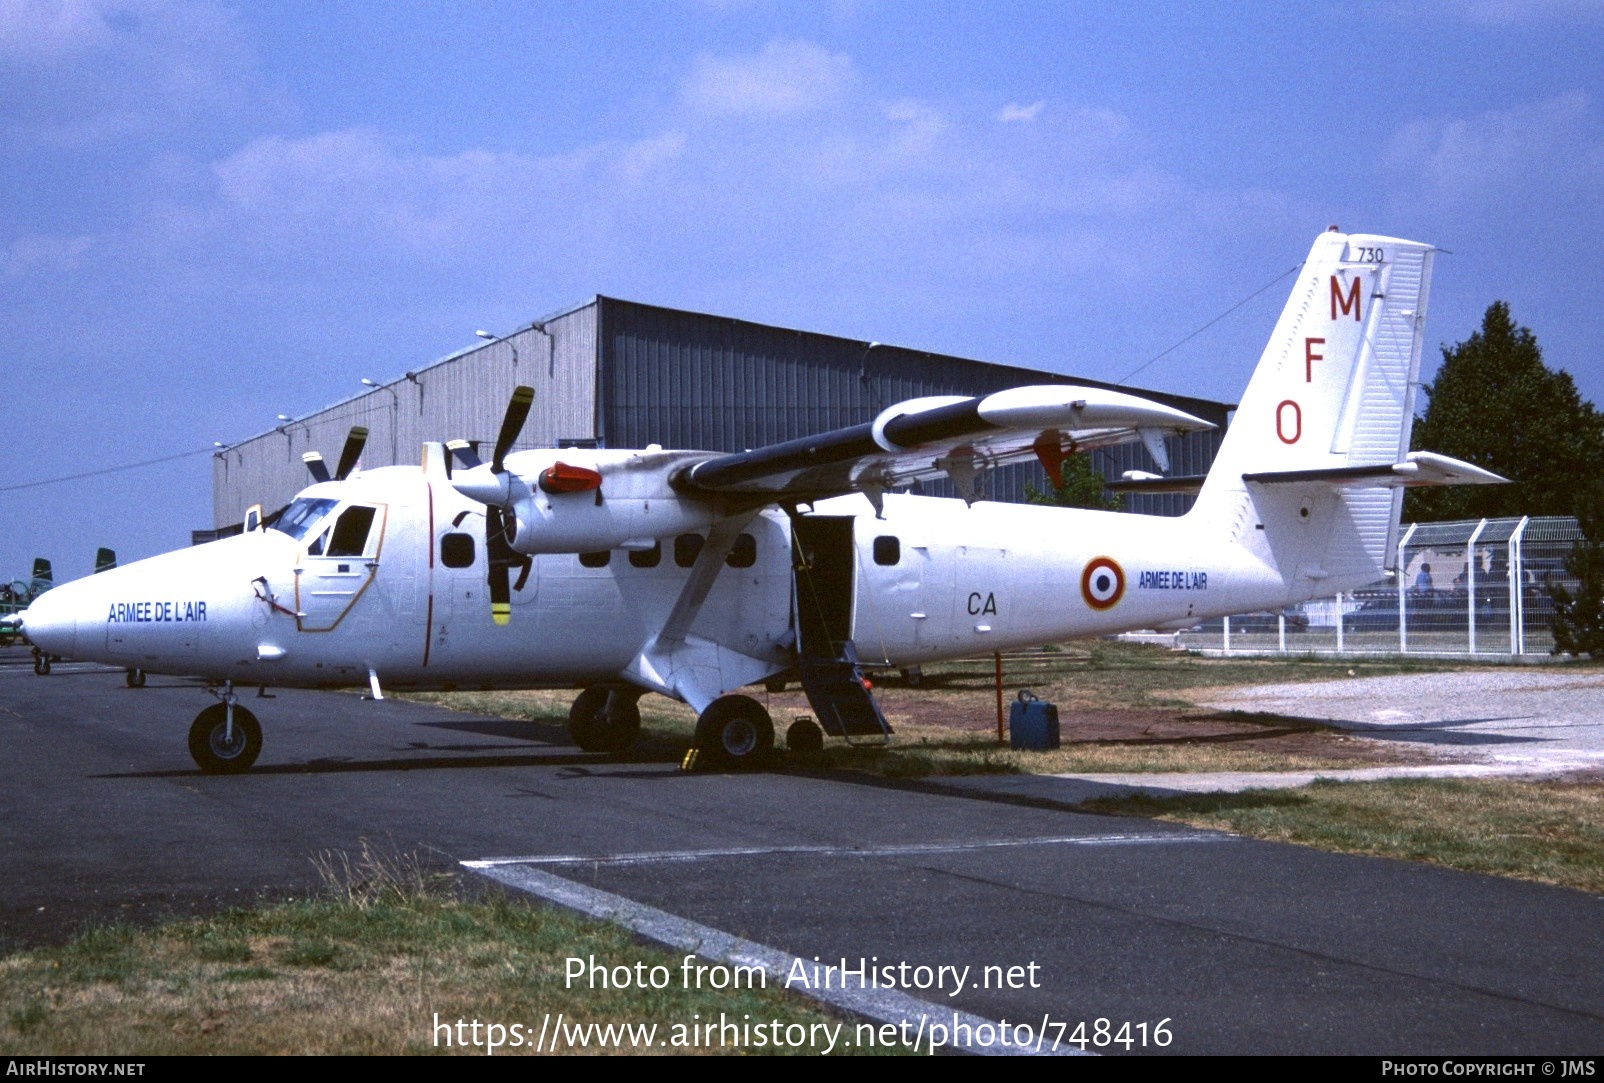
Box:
[326,506,378,557]
[272,498,338,541]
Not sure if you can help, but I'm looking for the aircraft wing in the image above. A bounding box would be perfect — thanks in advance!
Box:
[673,385,1214,503]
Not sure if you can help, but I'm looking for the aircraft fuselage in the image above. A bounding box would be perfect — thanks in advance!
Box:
[27,465,1306,696]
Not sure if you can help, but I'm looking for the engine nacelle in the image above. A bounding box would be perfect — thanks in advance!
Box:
[493,448,726,555]
[506,493,725,554]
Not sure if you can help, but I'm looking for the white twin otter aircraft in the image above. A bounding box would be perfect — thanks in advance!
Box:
[23,229,1504,772]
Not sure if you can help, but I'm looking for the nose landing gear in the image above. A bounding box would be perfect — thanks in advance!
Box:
[189,682,262,773]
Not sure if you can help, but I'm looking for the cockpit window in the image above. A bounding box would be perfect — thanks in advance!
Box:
[325,506,378,557]
[272,498,338,541]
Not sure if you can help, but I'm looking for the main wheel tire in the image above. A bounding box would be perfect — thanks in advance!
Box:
[188,704,262,774]
[786,717,824,756]
[126,668,146,688]
[695,694,774,768]
[568,686,641,755]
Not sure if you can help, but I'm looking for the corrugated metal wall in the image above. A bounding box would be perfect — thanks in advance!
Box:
[596,297,1227,512]
[212,294,1229,530]
[212,301,600,528]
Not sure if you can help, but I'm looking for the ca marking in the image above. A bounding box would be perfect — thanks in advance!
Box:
[22,230,1505,773]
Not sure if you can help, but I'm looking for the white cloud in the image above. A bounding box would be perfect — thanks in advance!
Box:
[2,233,94,278]
[997,101,1045,123]
[1386,91,1604,205]
[0,0,273,149]
[683,38,855,117]
[0,0,113,62]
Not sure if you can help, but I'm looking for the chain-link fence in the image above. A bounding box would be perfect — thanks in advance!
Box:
[1174,516,1585,657]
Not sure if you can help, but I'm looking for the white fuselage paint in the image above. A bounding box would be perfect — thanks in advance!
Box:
[25,465,1334,699]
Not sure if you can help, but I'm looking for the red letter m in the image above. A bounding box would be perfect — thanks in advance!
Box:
[1331,275,1361,321]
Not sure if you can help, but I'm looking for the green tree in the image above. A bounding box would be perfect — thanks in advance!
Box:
[1549,486,1604,657]
[1407,302,1604,522]
[1025,452,1123,511]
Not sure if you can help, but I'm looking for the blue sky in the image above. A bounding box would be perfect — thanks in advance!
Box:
[3,0,1602,579]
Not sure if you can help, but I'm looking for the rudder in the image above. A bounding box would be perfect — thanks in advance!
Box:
[1192,229,1436,584]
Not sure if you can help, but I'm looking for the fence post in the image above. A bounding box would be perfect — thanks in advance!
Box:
[1397,523,1417,654]
[1509,516,1529,655]
[1466,519,1487,655]
[1335,590,1345,653]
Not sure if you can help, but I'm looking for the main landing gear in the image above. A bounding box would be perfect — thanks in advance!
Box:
[568,686,642,755]
[694,694,774,768]
[188,682,262,774]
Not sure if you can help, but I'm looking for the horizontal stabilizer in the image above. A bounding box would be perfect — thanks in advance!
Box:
[1242,451,1508,489]
[1106,473,1207,495]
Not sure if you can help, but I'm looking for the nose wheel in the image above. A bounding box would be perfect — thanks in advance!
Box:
[188,697,262,774]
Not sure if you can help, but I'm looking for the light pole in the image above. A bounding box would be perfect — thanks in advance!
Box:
[475,328,519,368]
[275,414,310,461]
[360,378,401,463]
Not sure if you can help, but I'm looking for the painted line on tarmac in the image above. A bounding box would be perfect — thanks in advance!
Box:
[465,830,1233,869]
[470,862,1092,1056]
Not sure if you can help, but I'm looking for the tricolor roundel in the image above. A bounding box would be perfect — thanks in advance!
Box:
[1080,556,1125,611]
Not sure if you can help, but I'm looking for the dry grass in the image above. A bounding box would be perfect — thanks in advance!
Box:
[405,642,1457,777]
[0,840,873,1056]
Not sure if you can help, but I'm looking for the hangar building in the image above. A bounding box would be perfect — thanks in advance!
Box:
[210,296,1231,533]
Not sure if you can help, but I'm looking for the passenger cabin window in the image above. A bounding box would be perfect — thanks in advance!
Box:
[674,533,704,568]
[440,532,475,569]
[629,541,662,569]
[873,535,901,566]
[726,533,757,568]
[579,551,611,568]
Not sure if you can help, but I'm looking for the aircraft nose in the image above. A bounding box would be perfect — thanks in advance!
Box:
[21,583,79,658]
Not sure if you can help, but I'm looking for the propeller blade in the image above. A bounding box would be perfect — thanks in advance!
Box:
[491,386,535,473]
[486,506,514,626]
[301,452,332,484]
[445,439,482,471]
[334,426,369,480]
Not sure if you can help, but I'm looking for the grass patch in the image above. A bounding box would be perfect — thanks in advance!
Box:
[1081,776,1604,893]
[799,714,1389,779]
[0,842,886,1056]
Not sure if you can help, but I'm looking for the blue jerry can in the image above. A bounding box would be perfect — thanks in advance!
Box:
[1008,690,1060,750]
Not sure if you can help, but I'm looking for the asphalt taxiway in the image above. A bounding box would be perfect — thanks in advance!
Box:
[1,650,1599,1054]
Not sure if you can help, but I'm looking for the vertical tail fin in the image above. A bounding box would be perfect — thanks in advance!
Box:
[1192,229,1435,585]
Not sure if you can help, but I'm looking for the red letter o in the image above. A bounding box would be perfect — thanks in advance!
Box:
[1276,400,1301,444]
